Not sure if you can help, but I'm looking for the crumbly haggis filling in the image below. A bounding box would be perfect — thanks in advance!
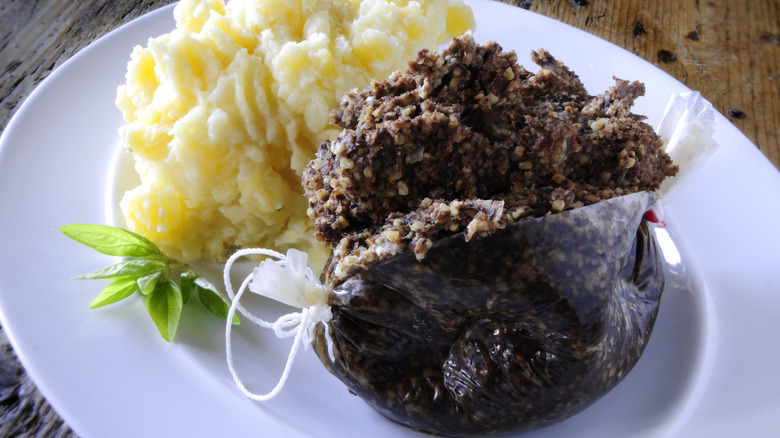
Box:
[303,33,677,280]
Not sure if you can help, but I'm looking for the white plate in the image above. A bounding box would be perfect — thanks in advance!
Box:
[1,1,779,437]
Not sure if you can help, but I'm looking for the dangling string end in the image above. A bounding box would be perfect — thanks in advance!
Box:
[223,248,335,401]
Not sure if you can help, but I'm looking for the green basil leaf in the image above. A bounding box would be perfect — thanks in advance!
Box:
[60,224,161,257]
[139,253,175,263]
[89,278,139,309]
[179,270,197,305]
[137,270,164,296]
[74,259,166,280]
[146,281,183,342]
[196,277,240,325]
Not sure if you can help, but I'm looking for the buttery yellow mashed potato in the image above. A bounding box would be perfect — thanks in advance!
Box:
[116,0,474,270]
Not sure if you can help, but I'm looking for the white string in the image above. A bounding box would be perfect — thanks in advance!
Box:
[223,248,283,328]
[223,248,336,401]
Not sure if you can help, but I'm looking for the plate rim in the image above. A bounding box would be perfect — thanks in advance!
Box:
[1,1,778,437]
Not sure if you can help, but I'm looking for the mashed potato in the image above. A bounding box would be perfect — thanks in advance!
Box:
[116,0,474,270]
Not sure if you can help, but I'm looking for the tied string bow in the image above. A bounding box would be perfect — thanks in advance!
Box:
[223,248,336,401]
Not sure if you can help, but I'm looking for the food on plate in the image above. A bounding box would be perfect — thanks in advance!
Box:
[304,34,676,280]
[115,0,474,270]
[296,34,678,435]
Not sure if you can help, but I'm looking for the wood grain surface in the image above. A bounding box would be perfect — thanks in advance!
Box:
[525,0,780,168]
[0,0,778,436]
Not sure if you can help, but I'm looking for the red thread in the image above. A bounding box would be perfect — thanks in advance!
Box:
[643,210,666,227]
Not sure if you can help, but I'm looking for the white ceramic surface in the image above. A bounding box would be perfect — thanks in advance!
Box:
[0,1,778,437]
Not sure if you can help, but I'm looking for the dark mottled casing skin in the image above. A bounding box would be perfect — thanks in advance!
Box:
[313,192,664,436]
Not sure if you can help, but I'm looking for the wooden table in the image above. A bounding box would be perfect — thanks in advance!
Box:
[0,0,778,436]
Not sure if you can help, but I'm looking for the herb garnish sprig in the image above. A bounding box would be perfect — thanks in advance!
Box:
[60,224,239,341]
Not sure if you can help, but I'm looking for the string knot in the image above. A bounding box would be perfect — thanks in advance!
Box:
[223,248,335,401]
